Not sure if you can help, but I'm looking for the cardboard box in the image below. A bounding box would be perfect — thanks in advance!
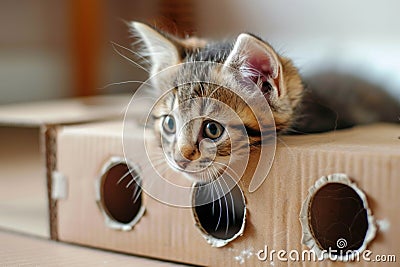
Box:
[54,120,399,266]
[0,95,130,238]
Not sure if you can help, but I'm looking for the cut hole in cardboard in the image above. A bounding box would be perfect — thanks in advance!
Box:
[300,173,376,261]
[96,157,145,231]
[192,181,246,247]
[310,183,368,253]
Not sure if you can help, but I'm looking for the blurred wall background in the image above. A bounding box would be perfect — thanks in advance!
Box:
[0,1,71,104]
[0,0,158,104]
[197,0,400,101]
[0,0,399,104]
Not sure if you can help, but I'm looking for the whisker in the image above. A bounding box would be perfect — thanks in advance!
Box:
[219,173,236,226]
[140,163,171,193]
[206,169,216,214]
[117,157,165,186]
[215,171,229,235]
[110,41,151,65]
[213,179,223,232]
[131,180,142,202]
[213,181,222,231]
[112,43,150,73]
[132,186,142,203]
[205,168,215,214]
[213,161,241,181]
[131,161,170,203]
[126,176,138,188]
[99,80,153,91]
[117,170,135,185]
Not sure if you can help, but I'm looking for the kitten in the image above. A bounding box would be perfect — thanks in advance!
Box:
[292,72,400,133]
[130,22,400,184]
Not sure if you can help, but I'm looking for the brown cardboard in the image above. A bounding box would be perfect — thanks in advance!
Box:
[0,95,130,238]
[55,121,400,266]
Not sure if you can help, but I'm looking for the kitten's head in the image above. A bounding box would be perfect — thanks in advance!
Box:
[131,22,303,183]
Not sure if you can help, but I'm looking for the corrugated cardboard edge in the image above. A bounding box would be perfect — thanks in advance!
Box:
[299,173,377,262]
[42,125,59,240]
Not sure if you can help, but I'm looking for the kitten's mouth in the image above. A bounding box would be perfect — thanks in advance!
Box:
[171,157,214,173]
[165,154,227,183]
[180,164,227,184]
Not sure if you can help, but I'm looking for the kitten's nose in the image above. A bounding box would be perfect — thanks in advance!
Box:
[180,145,200,161]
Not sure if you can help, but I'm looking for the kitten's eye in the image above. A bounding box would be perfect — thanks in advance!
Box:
[162,115,176,134]
[203,121,224,140]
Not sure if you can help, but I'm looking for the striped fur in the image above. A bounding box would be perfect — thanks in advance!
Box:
[132,22,304,183]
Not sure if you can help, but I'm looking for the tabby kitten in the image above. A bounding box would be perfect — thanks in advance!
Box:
[130,22,399,184]
[130,22,303,183]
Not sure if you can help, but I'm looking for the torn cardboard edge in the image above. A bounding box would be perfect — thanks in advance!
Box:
[299,173,377,262]
[95,157,145,231]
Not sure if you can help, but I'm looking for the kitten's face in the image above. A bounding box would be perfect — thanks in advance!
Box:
[131,22,303,183]
[151,81,258,183]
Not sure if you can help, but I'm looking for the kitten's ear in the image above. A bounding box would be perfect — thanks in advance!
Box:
[130,22,184,75]
[224,33,284,103]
